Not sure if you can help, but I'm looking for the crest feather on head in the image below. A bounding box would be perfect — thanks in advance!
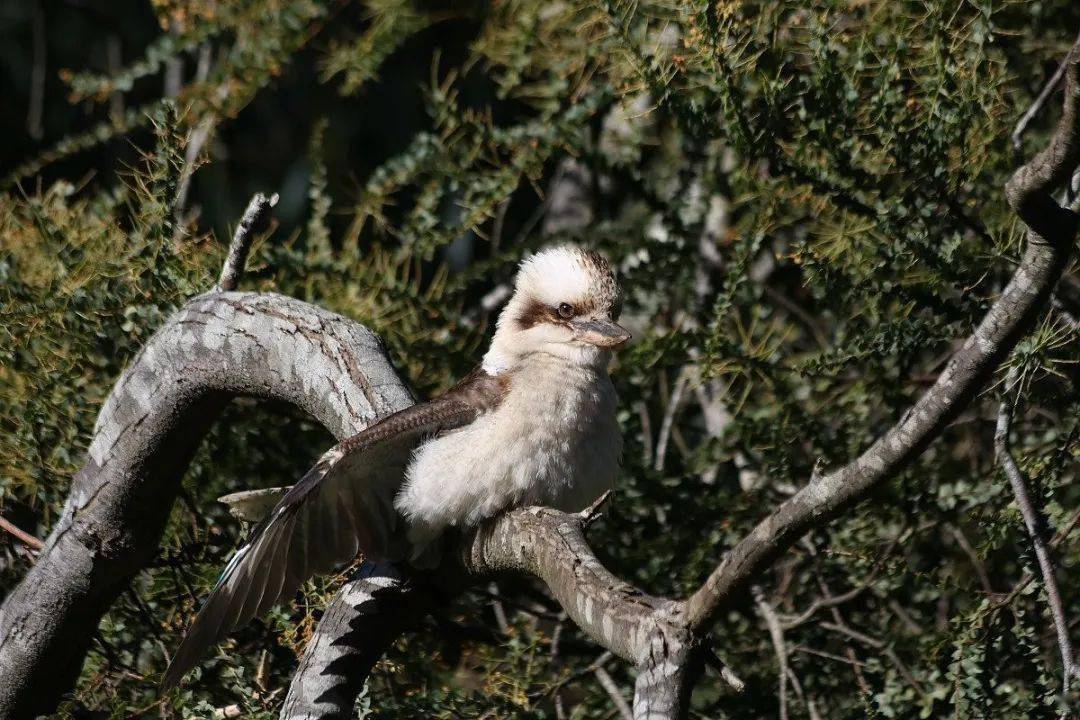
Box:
[483,245,624,373]
[514,245,620,318]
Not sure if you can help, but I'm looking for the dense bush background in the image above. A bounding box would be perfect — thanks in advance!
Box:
[1,1,1077,717]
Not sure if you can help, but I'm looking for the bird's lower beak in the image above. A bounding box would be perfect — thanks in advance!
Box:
[570,318,632,349]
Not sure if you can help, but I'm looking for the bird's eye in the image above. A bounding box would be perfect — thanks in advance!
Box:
[557,303,574,319]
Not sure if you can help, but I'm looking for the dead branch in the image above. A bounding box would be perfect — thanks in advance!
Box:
[0,217,414,718]
[995,365,1077,691]
[217,192,278,291]
[754,586,790,720]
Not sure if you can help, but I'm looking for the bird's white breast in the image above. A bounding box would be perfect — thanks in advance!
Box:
[395,355,621,550]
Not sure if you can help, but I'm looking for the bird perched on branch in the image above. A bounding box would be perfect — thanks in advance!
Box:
[163,245,630,688]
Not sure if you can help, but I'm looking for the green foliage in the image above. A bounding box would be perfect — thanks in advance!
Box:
[322,0,434,95]
[2,0,1078,718]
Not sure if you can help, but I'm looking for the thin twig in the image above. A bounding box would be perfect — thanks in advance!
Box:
[536,650,615,699]
[594,665,634,720]
[554,688,567,720]
[0,516,44,551]
[754,586,789,720]
[761,284,829,350]
[654,366,691,472]
[780,552,889,630]
[790,645,867,668]
[491,197,510,251]
[635,401,654,468]
[818,621,882,649]
[947,523,995,594]
[216,193,277,291]
[888,599,924,635]
[819,620,926,697]
[1012,28,1080,151]
[800,544,873,697]
[174,43,216,229]
[995,365,1077,691]
[992,506,1080,611]
[580,490,613,527]
[469,587,564,622]
[27,2,45,141]
[550,613,568,720]
[488,581,510,634]
[701,642,747,693]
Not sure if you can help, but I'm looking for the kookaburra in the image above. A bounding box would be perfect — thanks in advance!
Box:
[163,245,630,688]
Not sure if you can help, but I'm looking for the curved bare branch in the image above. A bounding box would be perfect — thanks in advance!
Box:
[460,506,678,665]
[0,290,413,719]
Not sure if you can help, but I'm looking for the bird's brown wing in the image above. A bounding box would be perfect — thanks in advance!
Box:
[162,372,504,689]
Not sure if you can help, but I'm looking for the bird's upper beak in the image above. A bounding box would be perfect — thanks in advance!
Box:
[570,318,632,349]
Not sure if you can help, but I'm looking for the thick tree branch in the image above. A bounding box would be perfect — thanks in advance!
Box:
[447,32,1080,720]
[0,289,413,719]
[434,44,1080,719]
[458,506,733,720]
[460,507,678,665]
[280,562,430,720]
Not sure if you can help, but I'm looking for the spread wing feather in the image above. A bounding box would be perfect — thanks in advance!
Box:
[162,396,479,689]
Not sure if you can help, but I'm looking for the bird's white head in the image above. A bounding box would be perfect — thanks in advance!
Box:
[483,245,629,373]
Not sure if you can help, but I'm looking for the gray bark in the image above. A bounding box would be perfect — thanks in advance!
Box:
[0,291,412,719]
[217,193,277,291]
[280,562,428,719]
[457,505,719,720]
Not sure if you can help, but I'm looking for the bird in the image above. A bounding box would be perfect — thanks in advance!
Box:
[162,244,630,689]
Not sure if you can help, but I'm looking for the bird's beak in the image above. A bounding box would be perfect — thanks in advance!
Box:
[570,318,632,349]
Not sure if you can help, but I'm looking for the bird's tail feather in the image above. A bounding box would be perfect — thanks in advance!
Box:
[162,471,408,690]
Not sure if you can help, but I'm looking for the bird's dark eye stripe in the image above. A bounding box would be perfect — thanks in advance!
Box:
[516,299,582,327]
[516,299,555,328]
